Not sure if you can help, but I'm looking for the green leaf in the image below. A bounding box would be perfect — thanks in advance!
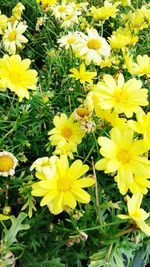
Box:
[4,212,30,248]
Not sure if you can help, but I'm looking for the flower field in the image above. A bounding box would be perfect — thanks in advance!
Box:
[0,0,150,266]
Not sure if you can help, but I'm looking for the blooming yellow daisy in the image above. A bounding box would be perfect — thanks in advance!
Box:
[48,113,85,146]
[118,193,150,236]
[32,156,95,214]
[0,151,18,177]
[108,27,138,49]
[95,127,150,195]
[128,110,150,147]
[0,54,38,101]
[90,1,119,21]
[53,140,77,159]
[128,54,150,77]
[69,63,97,84]
[73,28,111,65]
[2,21,28,54]
[94,73,148,118]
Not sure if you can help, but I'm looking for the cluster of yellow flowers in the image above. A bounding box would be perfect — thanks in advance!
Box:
[0,3,38,101]
[1,0,150,238]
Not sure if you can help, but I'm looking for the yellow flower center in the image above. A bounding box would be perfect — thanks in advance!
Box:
[117,149,130,164]
[61,127,72,140]
[76,108,89,118]
[8,30,16,41]
[87,39,101,50]
[10,71,21,84]
[58,6,66,13]
[67,37,75,45]
[58,178,71,192]
[113,89,127,103]
[0,155,14,172]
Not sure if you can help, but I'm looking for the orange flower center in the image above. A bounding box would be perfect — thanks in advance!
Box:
[0,155,14,172]
[117,149,130,164]
[76,108,89,118]
[58,178,71,191]
[87,39,101,50]
[8,30,16,41]
[61,127,72,140]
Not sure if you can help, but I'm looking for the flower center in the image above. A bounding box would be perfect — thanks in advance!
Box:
[58,178,71,192]
[76,108,89,118]
[67,37,75,45]
[61,127,72,140]
[117,149,130,164]
[8,30,16,41]
[58,6,66,13]
[113,89,127,103]
[0,155,14,172]
[87,39,101,50]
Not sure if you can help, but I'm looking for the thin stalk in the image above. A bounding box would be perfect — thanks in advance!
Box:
[91,157,103,225]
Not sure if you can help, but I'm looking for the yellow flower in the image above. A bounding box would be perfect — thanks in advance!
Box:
[69,63,97,84]
[128,54,150,78]
[30,156,58,179]
[32,156,95,214]
[95,127,150,195]
[94,73,148,118]
[108,28,138,49]
[53,140,77,159]
[0,54,38,101]
[2,22,28,54]
[12,2,25,20]
[0,151,18,177]
[95,108,127,127]
[121,9,148,33]
[123,175,150,194]
[73,28,111,65]
[128,110,150,147]
[90,1,119,21]
[37,0,56,8]
[0,12,8,34]
[118,193,150,236]
[48,113,85,146]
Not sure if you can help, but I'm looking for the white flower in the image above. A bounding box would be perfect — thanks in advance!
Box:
[2,21,28,54]
[0,151,18,177]
[73,28,111,65]
[58,32,79,49]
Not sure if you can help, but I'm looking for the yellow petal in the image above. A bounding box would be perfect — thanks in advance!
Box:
[63,191,76,209]
[73,178,95,188]
[0,214,10,221]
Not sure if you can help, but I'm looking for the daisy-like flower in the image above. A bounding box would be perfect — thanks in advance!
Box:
[90,1,119,21]
[58,32,79,50]
[118,193,150,236]
[128,54,150,77]
[0,54,38,101]
[69,63,97,84]
[36,0,56,9]
[12,2,25,20]
[0,12,8,35]
[128,110,150,147]
[0,151,18,177]
[94,73,148,118]
[122,175,150,194]
[73,28,111,65]
[95,127,150,195]
[32,156,95,214]
[53,140,77,159]
[108,27,138,49]
[2,21,28,54]
[30,156,58,179]
[51,3,74,20]
[48,113,85,146]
